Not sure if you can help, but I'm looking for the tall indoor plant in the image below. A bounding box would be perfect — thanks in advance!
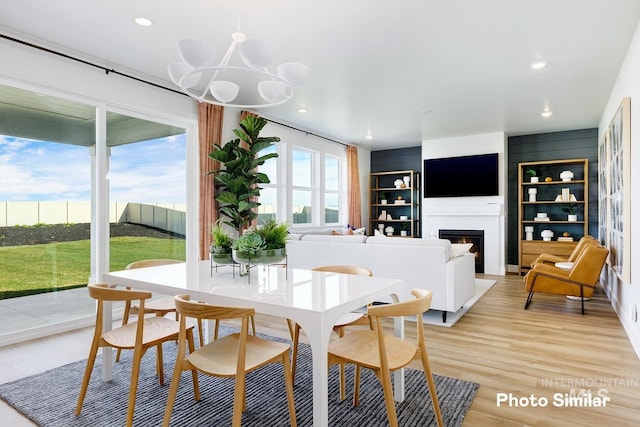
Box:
[208,115,280,236]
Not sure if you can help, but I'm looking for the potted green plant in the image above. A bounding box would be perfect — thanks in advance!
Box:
[561,204,581,222]
[379,191,388,205]
[208,115,280,236]
[526,169,539,183]
[401,222,410,237]
[210,220,234,264]
[232,218,289,266]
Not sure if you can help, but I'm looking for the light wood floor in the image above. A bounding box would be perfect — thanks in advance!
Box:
[1,274,639,426]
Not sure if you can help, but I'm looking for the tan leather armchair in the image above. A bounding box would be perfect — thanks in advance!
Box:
[530,235,597,268]
[524,243,609,314]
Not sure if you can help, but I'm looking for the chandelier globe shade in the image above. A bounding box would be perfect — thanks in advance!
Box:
[168,32,309,108]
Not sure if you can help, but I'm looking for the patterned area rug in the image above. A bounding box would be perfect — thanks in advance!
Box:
[0,326,479,426]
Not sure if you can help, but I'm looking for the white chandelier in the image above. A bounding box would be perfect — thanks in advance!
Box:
[167,32,309,108]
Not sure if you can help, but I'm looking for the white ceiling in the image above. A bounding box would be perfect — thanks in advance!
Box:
[1,0,640,150]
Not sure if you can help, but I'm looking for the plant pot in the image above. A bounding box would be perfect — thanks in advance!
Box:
[212,252,234,265]
[380,199,388,205]
[400,230,408,236]
[530,176,539,183]
[232,248,287,266]
[568,214,578,222]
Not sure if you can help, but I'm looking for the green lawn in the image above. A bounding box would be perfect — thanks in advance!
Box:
[0,236,185,298]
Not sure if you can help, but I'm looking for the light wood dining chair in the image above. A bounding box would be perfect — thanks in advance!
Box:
[328,289,444,427]
[287,264,373,399]
[76,284,194,427]
[116,259,205,362]
[163,295,297,427]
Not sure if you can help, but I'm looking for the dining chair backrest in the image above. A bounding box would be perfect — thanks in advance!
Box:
[311,265,373,276]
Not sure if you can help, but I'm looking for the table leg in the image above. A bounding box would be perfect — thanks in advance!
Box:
[393,315,405,402]
[299,318,333,427]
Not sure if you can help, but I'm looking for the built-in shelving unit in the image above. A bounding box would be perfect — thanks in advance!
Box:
[369,170,420,237]
[518,158,589,273]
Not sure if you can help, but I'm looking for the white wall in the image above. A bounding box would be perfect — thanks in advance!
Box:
[422,132,508,274]
[598,20,640,357]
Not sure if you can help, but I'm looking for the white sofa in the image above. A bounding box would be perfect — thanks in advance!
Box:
[286,234,476,322]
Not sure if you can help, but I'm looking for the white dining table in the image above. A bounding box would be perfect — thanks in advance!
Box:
[102,260,405,427]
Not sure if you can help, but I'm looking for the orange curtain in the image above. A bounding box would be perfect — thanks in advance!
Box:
[198,103,224,260]
[347,145,362,229]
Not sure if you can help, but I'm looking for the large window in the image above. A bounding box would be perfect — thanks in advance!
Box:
[258,122,346,229]
[292,148,314,224]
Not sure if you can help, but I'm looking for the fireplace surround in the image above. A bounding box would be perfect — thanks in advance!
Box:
[439,229,485,273]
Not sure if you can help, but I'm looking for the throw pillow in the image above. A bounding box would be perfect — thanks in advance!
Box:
[450,243,473,258]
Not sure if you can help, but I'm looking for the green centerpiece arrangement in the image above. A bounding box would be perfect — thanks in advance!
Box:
[232,218,289,266]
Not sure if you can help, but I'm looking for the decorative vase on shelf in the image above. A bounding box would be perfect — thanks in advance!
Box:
[528,188,537,202]
[403,176,411,186]
[560,170,574,182]
[541,229,554,241]
[525,226,534,241]
[385,226,394,236]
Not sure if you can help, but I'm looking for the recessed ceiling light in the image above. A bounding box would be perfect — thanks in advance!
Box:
[531,60,547,70]
[134,17,153,27]
[298,107,309,113]
[541,109,552,118]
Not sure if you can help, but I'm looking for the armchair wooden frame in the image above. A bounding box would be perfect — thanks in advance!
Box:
[163,295,296,427]
[76,284,192,427]
[328,289,443,427]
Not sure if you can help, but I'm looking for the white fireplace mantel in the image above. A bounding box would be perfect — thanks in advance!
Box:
[423,197,506,275]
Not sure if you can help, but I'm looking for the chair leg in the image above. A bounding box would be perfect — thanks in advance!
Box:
[353,365,361,407]
[156,343,165,386]
[75,340,100,416]
[376,368,399,427]
[524,290,534,309]
[126,347,145,427]
[197,319,205,346]
[420,348,444,427]
[232,370,247,427]
[187,329,200,400]
[162,357,183,427]
[282,353,297,427]
[214,319,220,340]
[337,328,346,400]
[250,315,257,336]
[291,323,301,383]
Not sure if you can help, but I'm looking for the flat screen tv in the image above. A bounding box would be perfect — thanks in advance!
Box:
[423,153,499,198]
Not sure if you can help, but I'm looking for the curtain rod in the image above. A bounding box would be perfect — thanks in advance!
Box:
[259,116,348,148]
[1,33,187,97]
[2,33,351,148]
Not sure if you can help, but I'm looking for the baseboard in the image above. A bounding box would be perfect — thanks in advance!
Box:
[602,284,640,359]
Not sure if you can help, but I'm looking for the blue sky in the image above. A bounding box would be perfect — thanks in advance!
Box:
[0,134,186,203]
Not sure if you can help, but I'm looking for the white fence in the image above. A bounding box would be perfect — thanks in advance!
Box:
[0,201,186,235]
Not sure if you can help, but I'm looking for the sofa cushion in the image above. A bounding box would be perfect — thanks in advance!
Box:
[300,234,368,243]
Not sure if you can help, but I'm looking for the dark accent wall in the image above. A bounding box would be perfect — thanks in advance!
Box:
[370,130,598,268]
[370,146,422,173]
[507,129,599,266]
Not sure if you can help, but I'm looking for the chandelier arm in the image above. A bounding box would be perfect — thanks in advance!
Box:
[198,40,239,102]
